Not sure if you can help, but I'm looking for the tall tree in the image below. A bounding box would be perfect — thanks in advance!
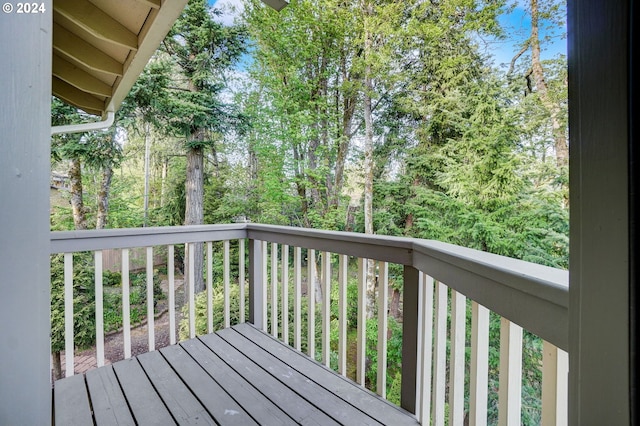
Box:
[508,0,568,200]
[162,0,247,292]
[50,98,122,378]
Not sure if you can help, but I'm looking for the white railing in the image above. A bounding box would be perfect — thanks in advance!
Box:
[50,223,569,425]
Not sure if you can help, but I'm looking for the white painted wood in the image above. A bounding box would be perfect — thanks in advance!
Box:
[188,244,196,339]
[322,251,331,367]
[239,239,246,324]
[356,257,367,386]
[294,246,302,351]
[449,290,466,426]
[377,262,389,397]
[498,318,523,426]
[168,245,175,345]
[470,301,490,426]
[338,254,348,376]
[418,274,434,425]
[262,241,268,332]
[50,223,569,350]
[207,242,213,334]
[122,249,131,358]
[147,247,155,350]
[542,341,568,426]
[64,253,75,377]
[281,244,289,344]
[307,248,316,358]
[224,240,230,329]
[1,6,52,420]
[271,242,278,338]
[432,281,448,425]
[243,223,568,351]
[248,239,266,330]
[94,251,105,367]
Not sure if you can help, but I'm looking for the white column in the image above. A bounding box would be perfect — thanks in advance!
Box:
[0,4,52,421]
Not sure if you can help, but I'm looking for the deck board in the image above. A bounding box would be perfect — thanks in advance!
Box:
[216,327,383,426]
[232,323,419,426]
[85,366,135,425]
[53,373,93,426]
[53,323,420,426]
[137,350,216,425]
[180,338,297,426]
[199,332,340,426]
[112,357,174,425]
[159,344,258,426]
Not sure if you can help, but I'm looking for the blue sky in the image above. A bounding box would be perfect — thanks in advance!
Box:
[488,5,567,68]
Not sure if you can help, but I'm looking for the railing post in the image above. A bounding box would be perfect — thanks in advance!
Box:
[401,265,420,414]
[248,239,265,330]
[542,341,568,426]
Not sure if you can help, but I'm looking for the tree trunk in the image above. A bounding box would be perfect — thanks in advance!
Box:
[69,158,87,230]
[96,164,112,230]
[530,0,568,170]
[389,286,401,321]
[185,143,205,294]
[363,1,376,319]
[52,351,62,380]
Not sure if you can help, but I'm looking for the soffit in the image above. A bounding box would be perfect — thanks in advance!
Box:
[52,0,288,118]
[52,0,188,117]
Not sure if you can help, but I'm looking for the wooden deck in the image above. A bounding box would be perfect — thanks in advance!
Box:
[53,323,420,425]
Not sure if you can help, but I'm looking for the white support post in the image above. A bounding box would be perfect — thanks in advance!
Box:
[498,318,523,426]
[0,4,52,421]
[432,281,448,425]
[356,257,367,386]
[271,242,278,337]
[418,274,434,425]
[338,254,348,376]
[207,242,213,334]
[281,244,289,344]
[262,241,268,331]
[239,239,246,324]
[294,247,302,351]
[168,245,176,345]
[308,248,316,358]
[377,261,389,397]
[95,251,105,367]
[122,249,131,358]
[64,253,75,377]
[224,240,230,329]
[322,251,331,367]
[188,244,196,339]
[470,301,490,426]
[542,341,569,426]
[449,290,466,426]
[147,247,155,350]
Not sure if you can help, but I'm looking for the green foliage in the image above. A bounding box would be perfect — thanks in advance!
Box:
[364,317,404,395]
[50,253,96,352]
[51,98,123,170]
[160,0,248,139]
[179,283,248,340]
[51,252,165,352]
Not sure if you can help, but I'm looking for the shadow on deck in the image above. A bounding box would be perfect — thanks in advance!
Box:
[53,323,419,425]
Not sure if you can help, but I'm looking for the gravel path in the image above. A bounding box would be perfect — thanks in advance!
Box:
[69,278,186,373]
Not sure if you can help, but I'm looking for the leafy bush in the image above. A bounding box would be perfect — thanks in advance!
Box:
[50,253,96,352]
[179,282,249,340]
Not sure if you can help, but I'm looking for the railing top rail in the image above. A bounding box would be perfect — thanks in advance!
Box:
[50,223,247,253]
[50,223,569,349]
